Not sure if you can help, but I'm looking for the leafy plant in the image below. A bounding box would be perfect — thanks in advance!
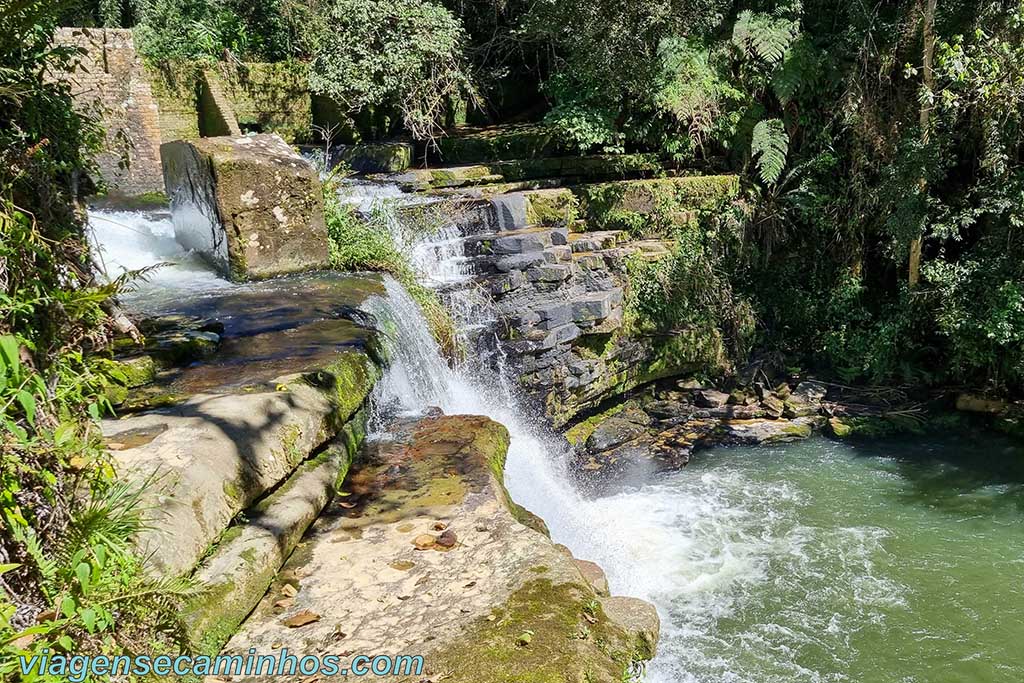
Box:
[751,118,789,184]
[323,176,459,354]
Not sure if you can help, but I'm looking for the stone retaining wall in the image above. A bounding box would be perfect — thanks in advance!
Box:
[52,28,165,196]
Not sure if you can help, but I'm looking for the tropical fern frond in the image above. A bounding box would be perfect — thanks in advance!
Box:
[771,36,819,104]
[751,118,789,184]
[732,10,799,66]
[8,521,58,596]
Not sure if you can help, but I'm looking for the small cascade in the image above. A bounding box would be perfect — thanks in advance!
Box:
[87,209,232,311]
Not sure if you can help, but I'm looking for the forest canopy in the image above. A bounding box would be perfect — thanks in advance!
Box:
[46,0,1024,390]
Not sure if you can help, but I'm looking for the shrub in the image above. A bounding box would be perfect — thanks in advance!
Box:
[323,178,458,355]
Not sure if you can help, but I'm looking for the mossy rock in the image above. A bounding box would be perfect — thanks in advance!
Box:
[523,188,579,226]
[435,124,563,164]
[574,175,741,235]
[429,579,656,683]
[335,141,414,173]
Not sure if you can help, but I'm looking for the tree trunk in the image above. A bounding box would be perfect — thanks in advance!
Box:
[910,0,937,287]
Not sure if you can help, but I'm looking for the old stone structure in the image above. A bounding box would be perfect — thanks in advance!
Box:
[53,28,318,197]
[161,134,330,280]
[52,28,165,196]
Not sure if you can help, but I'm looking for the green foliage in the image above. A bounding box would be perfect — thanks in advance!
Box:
[625,218,755,359]
[751,119,789,184]
[323,177,458,354]
[2,0,194,669]
[135,0,306,62]
[306,0,472,139]
[731,9,799,65]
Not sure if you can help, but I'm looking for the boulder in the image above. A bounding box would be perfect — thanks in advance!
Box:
[161,134,329,281]
[956,393,1010,414]
[793,380,828,405]
[644,400,691,420]
[783,400,820,418]
[694,389,730,408]
[761,394,785,418]
[719,416,825,445]
[828,417,853,438]
[587,417,648,453]
[574,559,611,596]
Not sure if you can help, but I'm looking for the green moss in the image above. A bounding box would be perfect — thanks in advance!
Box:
[574,176,740,236]
[428,579,646,683]
[564,404,626,447]
[217,62,312,142]
[436,124,562,164]
[775,423,813,440]
[524,189,579,226]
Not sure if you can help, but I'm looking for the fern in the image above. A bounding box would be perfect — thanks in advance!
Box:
[751,119,789,184]
[8,520,58,597]
[771,36,818,104]
[732,10,799,66]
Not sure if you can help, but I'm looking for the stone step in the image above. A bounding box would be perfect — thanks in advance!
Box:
[221,414,659,682]
[103,343,381,579]
[183,432,362,654]
[431,123,563,164]
[382,153,668,192]
[569,230,627,253]
[460,225,569,257]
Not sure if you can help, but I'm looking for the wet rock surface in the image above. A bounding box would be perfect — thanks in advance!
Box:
[110,274,385,409]
[422,186,735,428]
[103,274,387,576]
[223,414,658,681]
[568,379,832,488]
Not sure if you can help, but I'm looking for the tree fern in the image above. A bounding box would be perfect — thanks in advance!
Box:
[751,118,789,184]
[771,36,818,104]
[732,10,799,66]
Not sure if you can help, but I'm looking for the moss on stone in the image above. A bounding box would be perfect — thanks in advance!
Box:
[299,349,381,427]
[436,124,562,164]
[216,62,312,143]
[427,579,646,683]
[574,176,740,236]
[564,404,626,447]
[524,189,579,226]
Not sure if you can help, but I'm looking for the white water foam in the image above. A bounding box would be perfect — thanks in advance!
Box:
[367,219,905,681]
[87,209,230,295]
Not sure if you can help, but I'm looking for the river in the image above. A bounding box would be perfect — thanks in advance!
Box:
[89,200,1024,683]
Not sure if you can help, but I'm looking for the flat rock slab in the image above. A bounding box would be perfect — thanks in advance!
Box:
[224,415,658,682]
[103,347,380,577]
[184,432,363,654]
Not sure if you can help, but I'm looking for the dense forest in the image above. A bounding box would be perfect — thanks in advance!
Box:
[52,0,1024,392]
[2,0,1023,676]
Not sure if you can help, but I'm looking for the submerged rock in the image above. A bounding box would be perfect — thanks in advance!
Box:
[161,134,329,280]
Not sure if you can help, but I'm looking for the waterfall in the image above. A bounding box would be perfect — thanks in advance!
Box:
[87,209,232,310]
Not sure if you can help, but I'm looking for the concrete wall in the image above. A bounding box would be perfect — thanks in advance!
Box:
[52,28,166,197]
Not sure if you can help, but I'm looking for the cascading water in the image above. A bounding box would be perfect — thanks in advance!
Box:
[90,179,1024,682]
[364,192,1024,683]
[87,209,232,312]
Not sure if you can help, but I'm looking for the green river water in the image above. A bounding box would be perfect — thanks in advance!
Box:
[522,432,1024,683]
